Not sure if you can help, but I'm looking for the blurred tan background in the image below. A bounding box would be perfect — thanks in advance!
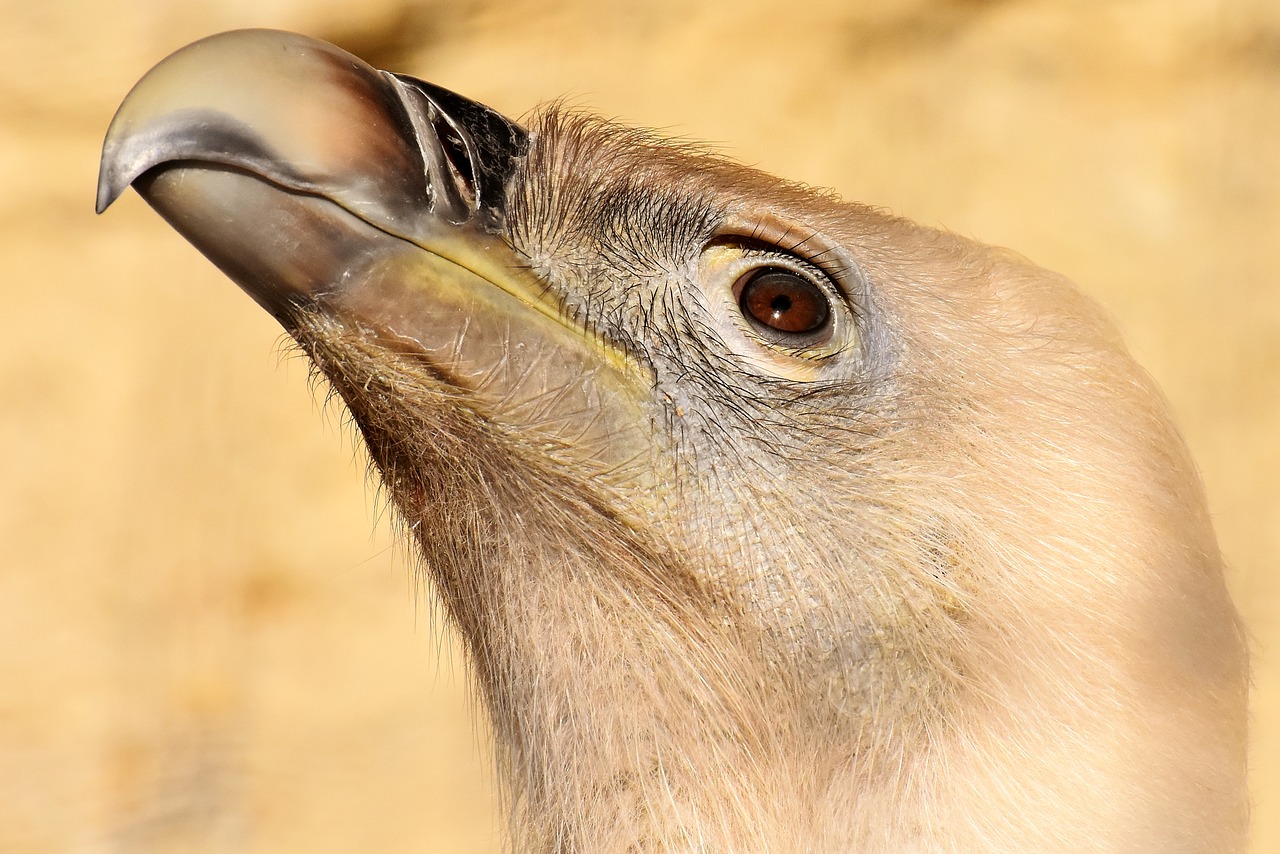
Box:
[1,0,1276,851]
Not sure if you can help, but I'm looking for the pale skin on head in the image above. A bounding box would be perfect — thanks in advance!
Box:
[99,30,1247,853]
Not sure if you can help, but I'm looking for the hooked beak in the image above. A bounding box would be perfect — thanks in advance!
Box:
[97,29,651,480]
[96,28,527,318]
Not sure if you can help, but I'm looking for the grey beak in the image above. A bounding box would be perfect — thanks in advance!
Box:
[95,28,529,320]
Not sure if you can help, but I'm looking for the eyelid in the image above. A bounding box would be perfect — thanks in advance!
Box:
[703,234,855,334]
[705,235,831,283]
[697,248,858,376]
[695,213,874,381]
[707,214,863,307]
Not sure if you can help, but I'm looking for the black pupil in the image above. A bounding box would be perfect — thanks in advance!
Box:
[739,268,831,336]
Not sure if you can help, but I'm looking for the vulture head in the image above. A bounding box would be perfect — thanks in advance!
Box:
[97,30,1247,852]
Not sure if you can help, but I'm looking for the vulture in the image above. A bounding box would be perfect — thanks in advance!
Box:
[97,30,1247,853]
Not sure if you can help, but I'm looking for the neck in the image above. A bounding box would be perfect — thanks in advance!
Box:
[450,532,846,851]
[431,515,1246,854]
[299,320,1247,853]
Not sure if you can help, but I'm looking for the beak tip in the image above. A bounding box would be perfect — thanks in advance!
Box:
[96,139,129,214]
[94,179,117,214]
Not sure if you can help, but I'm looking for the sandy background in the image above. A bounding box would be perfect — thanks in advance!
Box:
[1,0,1276,851]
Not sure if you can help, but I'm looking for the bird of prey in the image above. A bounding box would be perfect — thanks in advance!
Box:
[97,29,1247,853]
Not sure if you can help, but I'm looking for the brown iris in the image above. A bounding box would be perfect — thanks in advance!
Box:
[736,267,832,344]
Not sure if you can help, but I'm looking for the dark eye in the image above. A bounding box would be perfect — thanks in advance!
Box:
[735,267,833,345]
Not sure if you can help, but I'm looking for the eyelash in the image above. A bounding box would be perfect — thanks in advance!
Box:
[708,239,835,289]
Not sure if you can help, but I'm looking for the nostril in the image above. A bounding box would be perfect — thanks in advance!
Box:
[432,113,477,206]
[386,71,527,231]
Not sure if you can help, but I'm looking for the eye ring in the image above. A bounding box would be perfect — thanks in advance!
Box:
[733,266,834,347]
